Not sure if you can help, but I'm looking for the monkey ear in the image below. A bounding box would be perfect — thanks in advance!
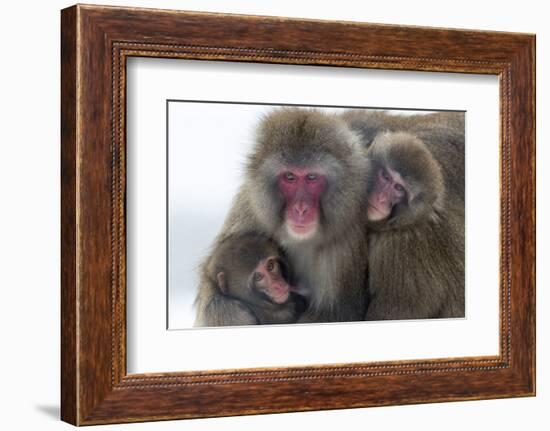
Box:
[216,272,227,294]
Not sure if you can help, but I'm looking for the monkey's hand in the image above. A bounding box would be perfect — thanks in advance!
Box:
[195,295,259,327]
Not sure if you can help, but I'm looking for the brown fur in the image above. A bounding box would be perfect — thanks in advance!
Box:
[367,132,445,231]
[196,232,305,326]
[342,111,465,320]
[195,108,370,324]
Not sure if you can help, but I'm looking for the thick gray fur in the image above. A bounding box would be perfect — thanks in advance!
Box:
[195,108,370,325]
[342,110,465,320]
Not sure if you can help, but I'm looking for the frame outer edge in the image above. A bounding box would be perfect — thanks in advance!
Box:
[61,4,80,426]
[60,4,536,424]
[525,34,536,395]
[531,34,536,396]
[509,35,536,395]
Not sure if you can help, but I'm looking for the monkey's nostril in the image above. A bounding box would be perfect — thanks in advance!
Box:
[294,204,308,216]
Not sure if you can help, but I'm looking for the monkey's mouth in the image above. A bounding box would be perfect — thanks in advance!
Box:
[367,201,390,221]
[287,221,318,239]
[269,285,290,304]
[292,223,314,232]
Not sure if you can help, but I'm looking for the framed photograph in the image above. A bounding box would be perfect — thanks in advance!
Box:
[61,4,535,425]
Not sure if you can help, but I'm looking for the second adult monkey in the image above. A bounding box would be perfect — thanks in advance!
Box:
[195,108,370,325]
[342,111,465,320]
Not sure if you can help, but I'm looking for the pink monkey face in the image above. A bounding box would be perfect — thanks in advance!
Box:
[252,257,292,304]
[367,167,407,221]
[278,167,327,240]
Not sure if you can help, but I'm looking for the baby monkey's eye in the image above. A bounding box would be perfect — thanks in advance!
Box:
[394,184,405,193]
[253,272,264,282]
[267,259,278,273]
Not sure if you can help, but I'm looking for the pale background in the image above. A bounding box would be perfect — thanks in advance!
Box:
[165,103,461,330]
[126,60,500,374]
[0,0,547,430]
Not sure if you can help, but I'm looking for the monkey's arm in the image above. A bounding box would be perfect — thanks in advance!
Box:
[297,295,366,323]
[365,219,464,321]
[296,307,336,323]
[295,238,369,324]
[255,300,305,325]
[194,284,259,327]
[296,271,368,323]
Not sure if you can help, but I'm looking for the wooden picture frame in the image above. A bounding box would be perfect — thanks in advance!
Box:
[61,4,535,425]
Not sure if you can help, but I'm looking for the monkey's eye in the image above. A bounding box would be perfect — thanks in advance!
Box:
[283,172,296,182]
[306,173,318,182]
[394,183,405,193]
[253,272,264,282]
[381,169,391,182]
[267,260,274,272]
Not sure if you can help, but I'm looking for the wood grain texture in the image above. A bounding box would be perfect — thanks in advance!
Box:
[60,4,536,425]
[60,6,78,425]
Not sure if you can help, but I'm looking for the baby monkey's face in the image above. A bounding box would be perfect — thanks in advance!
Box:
[249,256,292,304]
